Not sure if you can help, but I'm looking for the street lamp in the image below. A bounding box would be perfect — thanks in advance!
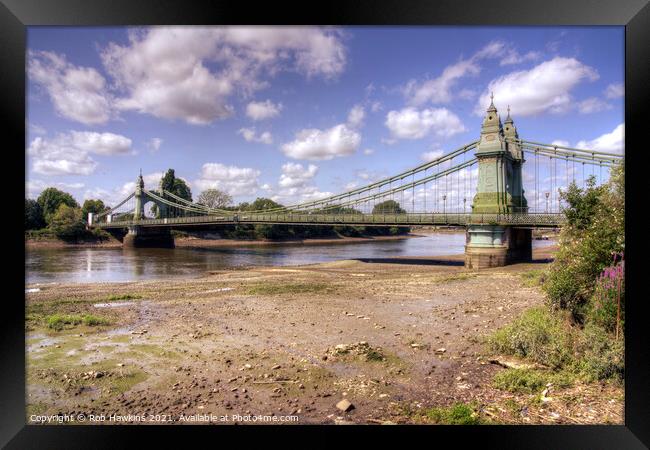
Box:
[442,194,447,218]
[557,188,562,212]
[463,197,467,214]
[545,192,550,213]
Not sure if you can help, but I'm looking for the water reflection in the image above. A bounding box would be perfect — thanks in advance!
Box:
[26,233,555,284]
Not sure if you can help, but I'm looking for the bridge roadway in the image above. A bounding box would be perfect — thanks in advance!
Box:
[90,212,564,229]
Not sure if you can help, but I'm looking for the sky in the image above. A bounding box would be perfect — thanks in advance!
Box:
[26,26,624,210]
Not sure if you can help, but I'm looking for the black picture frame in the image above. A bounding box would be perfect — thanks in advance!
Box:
[3,0,648,447]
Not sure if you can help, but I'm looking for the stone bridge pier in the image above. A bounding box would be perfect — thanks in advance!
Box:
[123,226,174,248]
[464,225,531,269]
[464,98,532,269]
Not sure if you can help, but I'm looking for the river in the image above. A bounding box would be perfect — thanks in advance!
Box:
[25,232,556,284]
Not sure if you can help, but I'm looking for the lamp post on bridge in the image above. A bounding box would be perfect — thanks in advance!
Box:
[545,192,550,213]
[442,194,447,221]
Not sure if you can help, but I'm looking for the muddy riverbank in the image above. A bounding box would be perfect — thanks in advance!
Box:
[25,244,622,425]
[25,233,419,250]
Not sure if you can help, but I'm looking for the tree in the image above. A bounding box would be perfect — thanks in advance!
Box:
[37,188,78,224]
[160,168,192,201]
[372,200,406,214]
[245,198,283,211]
[197,189,233,209]
[48,204,86,240]
[25,199,46,230]
[82,199,106,219]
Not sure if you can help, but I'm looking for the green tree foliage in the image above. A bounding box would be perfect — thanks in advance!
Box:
[81,199,106,218]
[25,199,46,230]
[543,165,625,318]
[160,168,193,201]
[197,189,233,209]
[37,188,78,224]
[153,169,193,218]
[244,198,283,211]
[48,204,86,241]
[372,200,406,214]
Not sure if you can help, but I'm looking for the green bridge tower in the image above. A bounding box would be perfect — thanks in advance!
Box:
[123,171,175,248]
[465,96,532,269]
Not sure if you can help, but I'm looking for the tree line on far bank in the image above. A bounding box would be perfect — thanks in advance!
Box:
[26,169,410,242]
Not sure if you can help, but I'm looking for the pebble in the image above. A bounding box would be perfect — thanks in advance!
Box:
[336,399,355,412]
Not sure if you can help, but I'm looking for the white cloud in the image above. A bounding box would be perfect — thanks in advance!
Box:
[101,26,347,125]
[278,162,318,188]
[404,59,480,105]
[421,149,444,162]
[604,83,624,99]
[195,163,261,196]
[246,99,283,120]
[238,127,273,144]
[69,131,133,155]
[28,51,113,125]
[281,123,360,160]
[475,57,599,116]
[26,179,85,199]
[27,131,134,176]
[551,140,570,148]
[385,107,466,140]
[363,148,374,155]
[577,97,611,114]
[403,40,538,107]
[347,104,365,128]
[271,185,333,205]
[148,137,163,152]
[499,49,542,66]
[370,101,382,113]
[576,123,624,154]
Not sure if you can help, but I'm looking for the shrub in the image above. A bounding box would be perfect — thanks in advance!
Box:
[573,322,624,382]
[488,307,574,369]
[543,168,624,319]
[587,256,625,335]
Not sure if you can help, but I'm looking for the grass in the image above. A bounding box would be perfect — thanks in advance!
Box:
[493,368,576,394]
[437,273,477,283]
[488,306,574,370]
[46,314,111,331]
[423,403,483,425]
[520,269,546,287]
[245,282,336,296]
[105,293,142,301]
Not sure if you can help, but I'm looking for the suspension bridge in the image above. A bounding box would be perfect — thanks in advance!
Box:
[88,99,623,268]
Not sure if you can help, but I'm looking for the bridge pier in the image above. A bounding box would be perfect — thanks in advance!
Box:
[123,226,175,248]
[464,225,531,269]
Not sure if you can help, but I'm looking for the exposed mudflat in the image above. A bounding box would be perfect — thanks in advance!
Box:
[25,245,623,425]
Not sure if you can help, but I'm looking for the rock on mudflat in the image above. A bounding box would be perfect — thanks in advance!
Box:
[336,399,355,412]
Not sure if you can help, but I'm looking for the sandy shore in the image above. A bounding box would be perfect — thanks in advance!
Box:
[25,245,622,425]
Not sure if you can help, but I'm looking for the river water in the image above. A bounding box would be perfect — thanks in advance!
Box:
[26,232,555,284]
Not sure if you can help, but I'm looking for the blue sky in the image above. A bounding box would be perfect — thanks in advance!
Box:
[26,26,624,209]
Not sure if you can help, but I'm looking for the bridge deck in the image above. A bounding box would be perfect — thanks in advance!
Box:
[90,213,564,229]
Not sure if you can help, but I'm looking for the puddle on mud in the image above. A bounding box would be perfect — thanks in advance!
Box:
[93,302,135,308]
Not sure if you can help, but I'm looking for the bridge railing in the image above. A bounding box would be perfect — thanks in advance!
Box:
[90,211,565,228]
